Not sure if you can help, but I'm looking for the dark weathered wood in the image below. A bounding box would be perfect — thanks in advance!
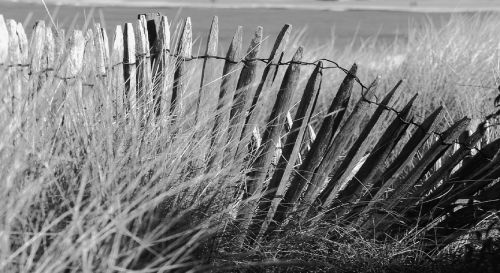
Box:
[270,64,357,228]
[195,16,219,124]
[380,117,471,216]
[353,107,444,226]
[333,94,416,218]
[225,26,263,163]
[240,24,291,144]
[123,23,137,116]
[298,77,380,219]
[171,17,192,119]
[240,47,303,242]
[111,25,125,118]
[415,137,500,221]
[316,80,403,211]
[422,179,500,251]
[257,62,323,237]
[406,125,486,205]
[206,27,243,171]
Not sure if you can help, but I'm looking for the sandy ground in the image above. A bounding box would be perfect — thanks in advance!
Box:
[7,0,500,12]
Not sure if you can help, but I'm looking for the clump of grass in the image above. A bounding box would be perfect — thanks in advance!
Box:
[1,10,500,273]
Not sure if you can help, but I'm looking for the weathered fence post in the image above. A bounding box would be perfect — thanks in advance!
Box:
[206,27,243,171]
[240,47,303,243]
[170,17,192,122]
[110,25,125,118]
[225,26,263,164]
[135,15,152,121]
[269,63,357,229]
[123,23,137,117]
[195,16,219,125]
[255,61,323,239]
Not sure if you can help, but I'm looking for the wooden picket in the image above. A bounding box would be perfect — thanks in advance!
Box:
[2,12,500,253]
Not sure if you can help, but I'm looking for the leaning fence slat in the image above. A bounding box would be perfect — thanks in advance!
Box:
[334,95,416,218]
[29,21,45,74]
[154,16,170,118]
[240,24,291,144]
[94,24,107,76]
[206,27,243,171]
[353,106,444,226]
[257,62,323,237]
[316,80,402,211]
[16,22,28,65]
[298,77,379,220]
[241,47,303,243]
[195,16,219,124]
[271,64,357,226]
[407,125,486,205]
[170,17,192,121]
[380,117,471,218]
[123,23,137,116]
[225,26,263,163]
[0,15,8,64]
[416,137,500,222]
[111,25,125,118]
[29,21,46,93]
[135,16,152,120]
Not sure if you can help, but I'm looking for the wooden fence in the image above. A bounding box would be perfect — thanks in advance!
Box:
[1,12,499,252]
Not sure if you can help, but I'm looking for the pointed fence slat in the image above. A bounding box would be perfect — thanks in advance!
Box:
[257,62,323,237]
[154,16,170,118]
[29,21,46,94]
[333,95,416,218]
[270,64,357,228]
[315,80,403,213]
[94,24,107,76]
[206,27,243,171]
[240,24,291,145]
[195,16,219,124]
[0,15,8,64]
[135,16,152,120]
[225,27,263,163]
[240,47,303,243]
[123,23,137,116]
[298,77,379,220]
[171,17,192,120]
[111,25,125,118]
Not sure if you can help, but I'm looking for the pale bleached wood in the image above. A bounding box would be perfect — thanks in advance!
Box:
[0,15,8,64]
[123,23,137,116]
[111,25,125,118]
[94,23,107,76]
[153,15,170,118]
[225,26,262,164]
[135,15,152,121]
[195,16,219,124]
[170,17,192,120]
[240,24,291,143]
[206,26,243,171]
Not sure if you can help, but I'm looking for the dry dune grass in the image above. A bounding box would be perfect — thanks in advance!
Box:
[0,9,499,273]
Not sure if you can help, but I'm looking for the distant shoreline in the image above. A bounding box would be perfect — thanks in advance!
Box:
[8,0,500,13]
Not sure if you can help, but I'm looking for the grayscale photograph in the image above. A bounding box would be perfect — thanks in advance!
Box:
[0,0,500,272]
